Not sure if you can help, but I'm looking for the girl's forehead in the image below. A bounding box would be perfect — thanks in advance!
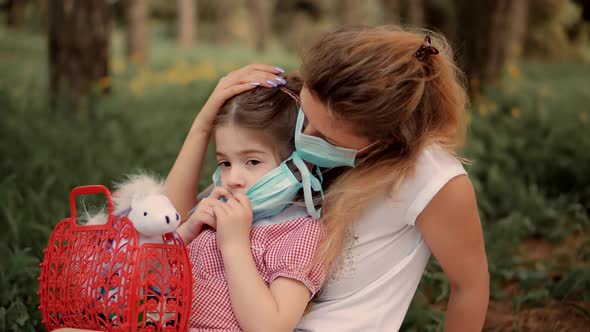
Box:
[215,124,278,155]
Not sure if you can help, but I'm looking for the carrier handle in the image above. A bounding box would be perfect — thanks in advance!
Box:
[70,185,114,225]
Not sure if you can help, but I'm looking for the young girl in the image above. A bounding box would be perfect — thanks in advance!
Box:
[50,70,323,332]
[174,74,326,332]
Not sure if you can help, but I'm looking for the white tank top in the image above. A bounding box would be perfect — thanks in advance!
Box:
[296,145,467,332]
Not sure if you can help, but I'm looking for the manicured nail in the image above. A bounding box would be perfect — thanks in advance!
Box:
[275,76,286,85]
[274,66,285,73]
[249,82,260,86]
[266,80,278,87]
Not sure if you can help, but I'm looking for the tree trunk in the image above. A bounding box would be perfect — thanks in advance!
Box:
[339,0,362,25]
[246,0,267,51]
[6,0,28,28]
[423,0,456,42]
[178,0,196,48]
[509,0,529,57]
[454,0,525,93]
[401,0,424,27]
[381,0,400,24]
[127,0,148,64]
[48,0,111,115]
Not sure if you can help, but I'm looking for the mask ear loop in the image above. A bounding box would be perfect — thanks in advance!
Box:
[292,154,323,219]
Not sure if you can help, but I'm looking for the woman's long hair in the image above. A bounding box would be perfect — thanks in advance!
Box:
[301,25,468,275]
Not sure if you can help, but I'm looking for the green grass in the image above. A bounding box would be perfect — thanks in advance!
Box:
[1,26,589,331]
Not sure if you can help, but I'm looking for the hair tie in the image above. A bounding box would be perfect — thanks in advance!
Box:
[415,35,439,61]
[279,86,300,104]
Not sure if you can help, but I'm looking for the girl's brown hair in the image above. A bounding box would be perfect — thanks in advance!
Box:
[301,25,468,274]
[214,74,303,160]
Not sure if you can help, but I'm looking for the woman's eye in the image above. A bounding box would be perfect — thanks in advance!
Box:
[247,160,261,166]
[218,161,231,167]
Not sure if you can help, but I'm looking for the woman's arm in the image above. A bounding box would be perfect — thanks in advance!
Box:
[164,64,284,219]
[416,175,489,332]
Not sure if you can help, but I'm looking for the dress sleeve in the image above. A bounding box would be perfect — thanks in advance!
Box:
[264,217,325,298]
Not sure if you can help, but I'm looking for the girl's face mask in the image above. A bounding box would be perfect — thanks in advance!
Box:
[208,152,323,222]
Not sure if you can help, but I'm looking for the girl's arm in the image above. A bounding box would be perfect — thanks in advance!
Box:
[213,194,318,332]
[164,64,285,219]
[222,244,312,332]
[416,175,489,332]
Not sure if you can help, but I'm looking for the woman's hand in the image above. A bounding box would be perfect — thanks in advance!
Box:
[212,193,253,250]
[192,64,286,134]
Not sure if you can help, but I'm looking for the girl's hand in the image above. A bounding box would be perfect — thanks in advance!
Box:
[177,186,233,243]
[193,64,285,134]
[212,193,253,250]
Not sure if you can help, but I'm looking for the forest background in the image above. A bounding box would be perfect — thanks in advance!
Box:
[1,0,590,331]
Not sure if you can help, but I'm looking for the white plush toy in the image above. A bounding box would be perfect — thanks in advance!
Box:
[86,173,180,244]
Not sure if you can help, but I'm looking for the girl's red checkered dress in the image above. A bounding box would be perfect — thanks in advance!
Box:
[187,216,325,332]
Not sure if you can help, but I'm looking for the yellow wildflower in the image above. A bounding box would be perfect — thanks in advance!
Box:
[506,62,521,80]
[113,57,126,74]
[511,107,521,118]
[478,103,489,116]
[98,76,111,90]
[130,79,145,96]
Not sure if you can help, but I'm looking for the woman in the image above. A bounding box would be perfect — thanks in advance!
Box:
[170,25,488,331]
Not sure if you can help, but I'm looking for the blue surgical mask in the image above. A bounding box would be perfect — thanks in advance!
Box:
[294,108,359,168]
[202,152,323,222]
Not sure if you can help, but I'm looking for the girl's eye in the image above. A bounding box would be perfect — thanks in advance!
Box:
[247,160,261,166]
[218,161,231,167]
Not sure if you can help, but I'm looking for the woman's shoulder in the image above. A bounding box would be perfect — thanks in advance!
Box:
[417,144,466,177]
[386,144,468,226]
[396,144,466,192]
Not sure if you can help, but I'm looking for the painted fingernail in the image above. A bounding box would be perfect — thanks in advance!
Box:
[249,82,260,86]
[274,66,285,73]
[266,80,278,88]
[275,76,286,85]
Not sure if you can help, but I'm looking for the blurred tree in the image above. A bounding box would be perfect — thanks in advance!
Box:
[381,0,400,24]
[525,0,585,60]
[246,0,268,51]
[401,0,424,27]
[423,0,456,42]
[178,0,196,48]
[198,0,232,43]
[48,0,111,115]
[3,0,28,29]
[127,0,149,64]
[272,0,322,51]
[453,0,527,93]
[338,0,362,25]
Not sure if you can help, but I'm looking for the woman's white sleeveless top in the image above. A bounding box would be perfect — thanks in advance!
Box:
[296,145,467,331]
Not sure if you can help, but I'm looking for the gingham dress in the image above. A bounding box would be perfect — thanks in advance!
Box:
[187,215,324,332]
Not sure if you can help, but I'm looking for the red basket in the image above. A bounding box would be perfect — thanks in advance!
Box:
[38,185,192,331]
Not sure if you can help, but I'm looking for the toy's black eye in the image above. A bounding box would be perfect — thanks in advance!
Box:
[176,213,179,221]
[144,212,147,216]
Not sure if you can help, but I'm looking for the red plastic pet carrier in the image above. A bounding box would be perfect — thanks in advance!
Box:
[38,185,192,331]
